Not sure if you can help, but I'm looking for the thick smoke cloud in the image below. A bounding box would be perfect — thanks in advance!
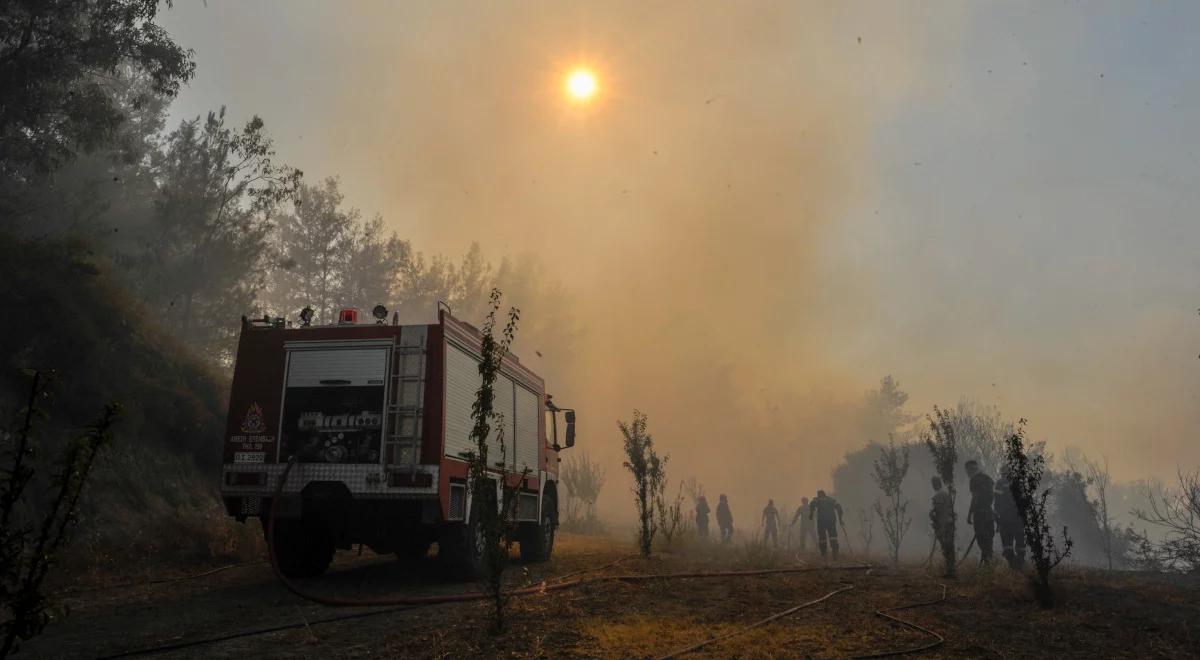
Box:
[352,3,935,520]
[161,2,1199,525]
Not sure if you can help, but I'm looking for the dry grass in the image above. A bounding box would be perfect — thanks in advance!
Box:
[21,532,1200,658]
[59,440,263,586]
[384,533,1200,659]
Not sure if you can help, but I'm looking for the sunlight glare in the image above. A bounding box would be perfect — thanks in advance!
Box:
[566,69,598,101]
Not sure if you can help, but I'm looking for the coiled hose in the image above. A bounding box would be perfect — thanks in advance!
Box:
[852,583,947,658]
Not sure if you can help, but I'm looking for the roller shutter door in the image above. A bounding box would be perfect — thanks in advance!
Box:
[514,385,540,473]
[444,342,539,471]
[286,348,387,387]
[444,343,478,460]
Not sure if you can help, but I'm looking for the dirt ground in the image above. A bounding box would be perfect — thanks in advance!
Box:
[18,533,1200,659]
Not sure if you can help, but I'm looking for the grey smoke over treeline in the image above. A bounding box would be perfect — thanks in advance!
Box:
[829,378,1155,568]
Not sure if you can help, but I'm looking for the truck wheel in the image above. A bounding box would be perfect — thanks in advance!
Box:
[520,492,556,562]
[438,494,489,579]
[266,518,335,578]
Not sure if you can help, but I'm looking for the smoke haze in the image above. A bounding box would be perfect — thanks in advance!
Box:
[162,2,1199,522]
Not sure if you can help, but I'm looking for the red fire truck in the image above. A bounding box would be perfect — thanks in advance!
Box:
[219,305,576,578]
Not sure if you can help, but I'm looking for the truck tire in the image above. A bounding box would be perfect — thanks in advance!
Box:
[267,518,335,578]
[520,491,557,562]
[438,494,489,579]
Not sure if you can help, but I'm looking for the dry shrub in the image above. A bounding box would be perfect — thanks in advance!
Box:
[1004,420,1072,607]
[66,440,262,578]
[731,534,793,570]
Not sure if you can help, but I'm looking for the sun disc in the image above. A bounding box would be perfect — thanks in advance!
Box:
[566,69,597,101]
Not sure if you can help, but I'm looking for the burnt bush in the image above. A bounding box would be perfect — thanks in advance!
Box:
[1004,420,1072,607]
[1,372,118,656]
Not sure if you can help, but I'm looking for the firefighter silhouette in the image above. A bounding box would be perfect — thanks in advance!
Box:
[716,494,734,543]
[994,467,1026,570]
[695,495,711,540]
[808,490,844,560]
[930,476,955,576]
[762,499,780,547]
[966,460,996,564]
[790,496,817,552]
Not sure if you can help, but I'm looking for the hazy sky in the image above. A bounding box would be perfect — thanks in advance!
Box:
[161,2,1198,511]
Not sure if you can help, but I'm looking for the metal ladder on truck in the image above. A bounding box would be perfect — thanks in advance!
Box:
[385,327,426,484]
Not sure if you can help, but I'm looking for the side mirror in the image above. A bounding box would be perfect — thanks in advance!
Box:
[564,410,576,448]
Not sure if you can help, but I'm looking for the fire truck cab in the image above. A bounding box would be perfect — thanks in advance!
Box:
[219,305,575,578]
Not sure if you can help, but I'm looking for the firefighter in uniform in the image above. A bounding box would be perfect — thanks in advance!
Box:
[808,490,844,560]
[790,496,816,552]
[695,495,711,541]
[993,467,1026,570]
[965,460,996,564]
[930,476,955,577]
[716,494,734,543]
[761,499,780,547]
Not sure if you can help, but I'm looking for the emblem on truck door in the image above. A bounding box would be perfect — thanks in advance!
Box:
[240,402,267,434]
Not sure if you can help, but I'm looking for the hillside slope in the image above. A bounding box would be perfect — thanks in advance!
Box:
[1,233,227,465]
[1,233,259,573]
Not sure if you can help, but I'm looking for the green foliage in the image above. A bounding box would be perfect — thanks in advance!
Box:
[267,178,410,323]
[620,410,666,558]
[0,233,257,588]
[0,233,226,465]
[270,178,359,323]
[337,215,410,315]
[1,371,119,656]
[394,242,493,324]
[5,65,574,372]
[2,68,168,241]
[1004,419,1072,608]
[0,0,194,177]
[871,437,911,566]
[463,288,522,633]
[136,107,302,360]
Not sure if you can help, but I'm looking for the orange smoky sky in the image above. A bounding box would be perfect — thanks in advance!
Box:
[164,2,1199,522]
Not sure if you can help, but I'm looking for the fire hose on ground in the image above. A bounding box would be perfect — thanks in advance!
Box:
[657,583,859,659]
[654,566,948,659]
[267,457,875,609]
[98,565,947,660]
[852,583,948,659]
[96,460,941,658]
[266,458,952,658]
